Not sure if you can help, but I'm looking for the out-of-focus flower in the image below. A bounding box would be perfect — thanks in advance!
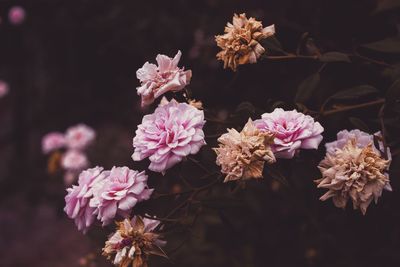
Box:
[103,216,166,267]
[0,80,9,98]
[64,167,106,233]
[325,129,390,158]
[65,124,96,150]
[315,139,391,215]
[8,6,26,25]
[90,167,153,225]
[132,99,206,174]
[254,108,324,159]
[136,50,192,107]
[214,119,276,182]
[42,132,66,154]
[61,150,89,171]
[215,13,275,71]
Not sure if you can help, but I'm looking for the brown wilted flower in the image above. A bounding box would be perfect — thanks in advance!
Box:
[47,151,62,175]
[215,13,275,71]
[188,99,203,110]
[214,119,276,182]
[315,139,391,215]
[103,216,167,267]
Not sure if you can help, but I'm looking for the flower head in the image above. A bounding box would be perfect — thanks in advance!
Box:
[136,51,192,107]
[64,167,106,233]
[0,80,9,98]
[254,108,324,159]
[103,216,166,267]
[132,99,206,174]
[65,124,96,150]
[315,139,391,215]
[8,6,26,25]
[42,132,66,154]
[90,167,153,225]
[214,119,276,182]
[215,13,275,71]
[61,150,89,171]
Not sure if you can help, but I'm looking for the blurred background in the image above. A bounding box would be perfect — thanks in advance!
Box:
[1,0,400,266]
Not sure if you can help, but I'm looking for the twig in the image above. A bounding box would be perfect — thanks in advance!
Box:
[321,99,385,117]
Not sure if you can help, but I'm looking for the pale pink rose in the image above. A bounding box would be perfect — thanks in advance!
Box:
[254,108,324,158]
[41,132,66,154]
[0,80,9,98]
[61,150,89,171]
[8,6,26,25]
[132,99,206,173]
[136,50,192,107]
[64,167,106,233]
[90,167,153,225]
[65,124,96,150]
[325,129,390,159]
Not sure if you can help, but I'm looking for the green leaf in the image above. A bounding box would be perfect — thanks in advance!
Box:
[295,73,320,103]
[262,36,284,53]
[320,52,351,63]
[361,37,400,54]
[235,101,256,114]
[349,117,370,132]
[330,85,379,100]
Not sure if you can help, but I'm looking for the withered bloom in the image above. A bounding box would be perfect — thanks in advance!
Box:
[103,216,167,267]
[215,13,275,71]
[214,119,276,182]
[315,139,391,215]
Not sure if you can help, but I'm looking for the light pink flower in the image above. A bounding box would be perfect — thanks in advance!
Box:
[8,6,26,25]
[0,80,9,98]
[132,99,206,173]
[61,150,89,171]
[41,132,66,154]
[136,50,192,107]
[254,108,324,158]
[325,129,390,159]
[64,167,106,233]
[65,124,96,150]
[90,167,153,225]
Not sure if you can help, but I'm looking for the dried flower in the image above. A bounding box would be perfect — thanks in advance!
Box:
[103,216,167,267]
[215,13,275,71]
[188,99,203,109]
[47,151,62,175]
[65,124,96,150]
[254,108,324,159]
[42,132,66,154]
[132,99,206,174]
[90,167,153,225]
[61,150,89,171]
[136,51,192,107]
[315,139,391,215]
[64,167,106,233]
[214,119,276,182]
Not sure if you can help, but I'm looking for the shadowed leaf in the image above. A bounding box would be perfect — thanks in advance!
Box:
[361,37,400,54]
[330,85,379,100]
[320,52,351,63]
[349,117,370,132]
[295,73,320,103]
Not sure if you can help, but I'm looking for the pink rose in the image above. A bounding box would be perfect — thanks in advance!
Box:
[65,124,96,150]
[254,108,324,158]
[61,150,89,171]
[90,167,153,225]
[64,167,106,233]
[41,132,66,154]
[136,50,192,107]
[8,6,26,25]
[132,99,206,173]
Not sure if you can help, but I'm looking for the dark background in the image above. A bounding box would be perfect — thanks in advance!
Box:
[1,0,400,266]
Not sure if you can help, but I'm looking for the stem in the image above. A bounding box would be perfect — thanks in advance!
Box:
[321,99,385,116]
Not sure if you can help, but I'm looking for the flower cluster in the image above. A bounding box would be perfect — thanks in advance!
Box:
[103,216,166,267]
[215,119,276,182]
[315,130,391,214]
[136,51,192,107]
[42,124,95,184]
[64,166,153,233]
[132,99,206,174]
[215,13,275,71]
